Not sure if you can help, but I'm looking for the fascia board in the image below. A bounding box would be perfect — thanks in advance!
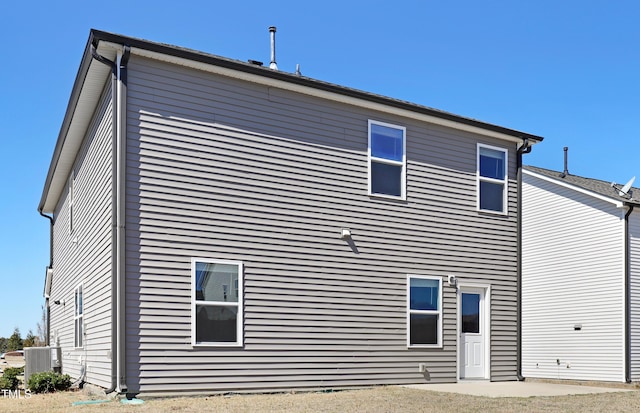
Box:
[131,46,539,146]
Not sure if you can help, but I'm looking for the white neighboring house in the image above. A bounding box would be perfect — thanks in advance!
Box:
[522,165,640,382]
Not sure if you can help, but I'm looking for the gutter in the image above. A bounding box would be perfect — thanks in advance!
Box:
[38,209,54,346]
[90,40,130,395]
[516,138,532,381]
[625,204,635,383]
[88,29,544,145]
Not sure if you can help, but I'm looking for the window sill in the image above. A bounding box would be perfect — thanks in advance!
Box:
[192,342,243,348]
[369,193,407,203]
[408,344,443,349]
[477,208,508,216]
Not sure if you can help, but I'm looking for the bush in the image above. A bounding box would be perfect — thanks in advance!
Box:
[1,366,24,390]
[0,376,14,390]
[27,371,72,394]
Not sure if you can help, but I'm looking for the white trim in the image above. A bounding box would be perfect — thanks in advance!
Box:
[368,120,407,200]
[477,143,508,215]
[191,258,244,347]
[457,283,491,380]
[523,169,625,208]
[407,274,443,348]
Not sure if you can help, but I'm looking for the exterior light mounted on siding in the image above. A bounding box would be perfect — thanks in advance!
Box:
[341,228,351,239]
[574,324,582,331]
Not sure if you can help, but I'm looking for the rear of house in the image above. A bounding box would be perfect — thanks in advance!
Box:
[39,29,542,395]
[522,166,640,382]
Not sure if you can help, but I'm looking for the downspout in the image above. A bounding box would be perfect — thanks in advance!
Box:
[38,209,53,346]
[90,43,130,394]
[625,204,634,383]
[516,138,531,381]
[116,45,130,395]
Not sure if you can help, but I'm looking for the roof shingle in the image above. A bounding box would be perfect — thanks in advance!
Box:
[524,165,640,205]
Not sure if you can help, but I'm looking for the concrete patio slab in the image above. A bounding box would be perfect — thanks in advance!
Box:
[403,381,636,398]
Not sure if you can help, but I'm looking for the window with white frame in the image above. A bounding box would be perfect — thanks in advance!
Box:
[192,259,243,346]
[477,144,507,213]
[369,120,406,199]
[407,275,442,347]
[68,173,75,234]
[74,284,83,348]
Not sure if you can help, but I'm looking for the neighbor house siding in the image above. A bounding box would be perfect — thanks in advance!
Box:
[49,83,114,388]
[123,55,520,394]
[629,209,640,380]
[522,172,625,382]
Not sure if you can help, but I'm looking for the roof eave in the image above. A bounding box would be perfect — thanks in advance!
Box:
[523,168,640,208]
[40,29,544,213]
[88,30,544,144]
[38,33,116,214]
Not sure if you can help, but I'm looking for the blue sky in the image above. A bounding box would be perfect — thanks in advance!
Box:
[0,1,638,338]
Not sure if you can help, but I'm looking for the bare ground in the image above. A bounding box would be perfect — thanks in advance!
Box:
[1,385,639,413]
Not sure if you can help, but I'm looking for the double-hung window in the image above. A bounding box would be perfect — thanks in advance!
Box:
[407,275,442,347]
[477,144,508,213]
[192,259,243,346]
[369,120,406,199]
[74,284,83,348]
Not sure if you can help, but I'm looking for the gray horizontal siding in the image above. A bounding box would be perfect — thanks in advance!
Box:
[124,55,519,394]
[50,82,114,388]
[51,85,112,387]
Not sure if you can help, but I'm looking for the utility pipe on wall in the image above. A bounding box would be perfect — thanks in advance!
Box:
[90,41,130,395]
[115,45,130,395]
[516,138,532,381]
[625,204,635,383]
[38,210,54,346]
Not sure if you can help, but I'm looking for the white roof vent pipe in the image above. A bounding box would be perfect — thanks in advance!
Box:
[269,26,278,70]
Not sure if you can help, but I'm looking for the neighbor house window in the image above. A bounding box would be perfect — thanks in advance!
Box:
[192,259,243,346]
[477,144,507,213]
[369,120,406,199]
[407,275,442,347]
[74,284,83,348]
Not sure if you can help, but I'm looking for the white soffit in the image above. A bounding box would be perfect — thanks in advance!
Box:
[41,45,117,213]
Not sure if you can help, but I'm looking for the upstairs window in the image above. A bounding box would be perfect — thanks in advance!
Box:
[478,144,507,213]
[407,275,442,347]
[192,259,243,346]
[74,284,83,348]
[369,120,406,199]
[68,173,75,234]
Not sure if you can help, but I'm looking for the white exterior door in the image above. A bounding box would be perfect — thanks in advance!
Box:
[460,287,487,379]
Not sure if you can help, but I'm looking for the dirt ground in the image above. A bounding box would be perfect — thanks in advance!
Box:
[0,385,639,413]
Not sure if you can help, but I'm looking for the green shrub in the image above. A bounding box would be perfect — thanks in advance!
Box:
[27,371,72,394]
[0,376,14,390]
[1,366,24,390]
